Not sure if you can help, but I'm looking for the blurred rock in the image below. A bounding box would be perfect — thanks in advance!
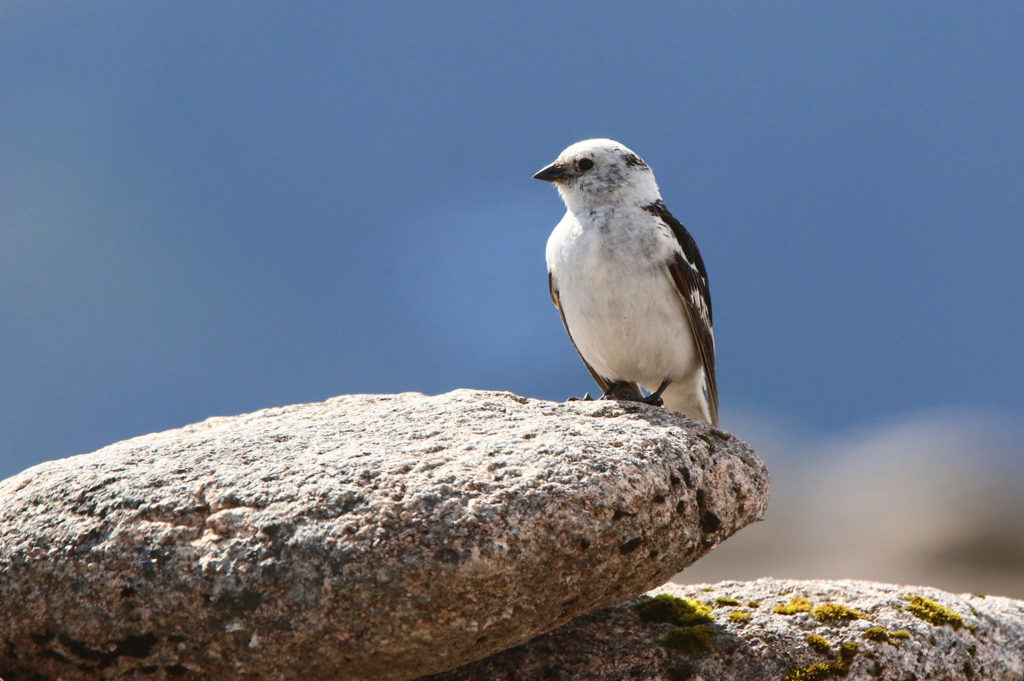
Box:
[0,389,768,681]
[678,411,1024,599]
[422,578,1024,681]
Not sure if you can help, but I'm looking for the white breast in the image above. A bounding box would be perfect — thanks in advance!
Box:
[546,207,701,393]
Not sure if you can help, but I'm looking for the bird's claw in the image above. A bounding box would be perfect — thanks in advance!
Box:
[579,379,671,407]
[641,378,672,408]
[601,383,642,401]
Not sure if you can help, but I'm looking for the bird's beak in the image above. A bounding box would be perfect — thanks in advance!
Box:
[533,162,568,182]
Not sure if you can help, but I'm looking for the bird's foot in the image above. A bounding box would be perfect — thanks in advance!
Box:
[642,393,664,407]
[641,378,673,407]
[601,382,645,402]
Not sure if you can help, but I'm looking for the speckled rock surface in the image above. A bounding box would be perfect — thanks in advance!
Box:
[0,389,768,681]
[422,578,1024,681]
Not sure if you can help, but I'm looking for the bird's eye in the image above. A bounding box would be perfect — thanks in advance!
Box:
[578,158,594,171]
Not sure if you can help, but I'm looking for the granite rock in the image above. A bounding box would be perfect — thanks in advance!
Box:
[422,578,1024,681]
[0,389,768,681]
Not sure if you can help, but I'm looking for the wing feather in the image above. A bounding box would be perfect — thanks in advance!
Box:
[646,201,719,425]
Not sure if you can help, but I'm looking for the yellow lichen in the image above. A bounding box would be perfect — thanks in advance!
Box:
[862,626,889,642]
[783,661,844,681]
[774,597,812,615]
[728,610,752,624]
[636,594,713,626]
[664,624,716,656]
[805,634,832,653]
[863,626,911,646]
[906,595,974,630]
[811,603,863,623]
[784,640,858,681]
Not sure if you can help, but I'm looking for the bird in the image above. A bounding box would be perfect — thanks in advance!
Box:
[534,138,718,425]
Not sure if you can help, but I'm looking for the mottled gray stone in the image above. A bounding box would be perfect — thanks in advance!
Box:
[423,578,1024,681]
[0,389,768,681]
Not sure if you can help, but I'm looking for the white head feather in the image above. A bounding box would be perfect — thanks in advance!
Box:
[534,138,662,215]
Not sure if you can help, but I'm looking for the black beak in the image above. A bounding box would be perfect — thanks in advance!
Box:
[532,162,567,182]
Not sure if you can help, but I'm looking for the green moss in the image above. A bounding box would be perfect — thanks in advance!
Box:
[862,626,911,646]
[862,626,889,642]
[728,610,751,624]
[837,641,859,663]
[811,603,864,623]
[805,634,832,653]
[783,661,846,681]
[637,594,714,626]
[667,663,695,681]
[963,662,974,680]
[774,597,813,615]
[906,595,974,630]
[664,624,717,656]
[714,596,741,607]
[747,600,761,609]
[784,639,858,680]
[639,594,719,659]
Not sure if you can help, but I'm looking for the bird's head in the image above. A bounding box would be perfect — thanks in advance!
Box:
[533,138,661,211]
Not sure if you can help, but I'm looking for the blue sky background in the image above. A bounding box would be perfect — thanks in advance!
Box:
[2,3,1023,487]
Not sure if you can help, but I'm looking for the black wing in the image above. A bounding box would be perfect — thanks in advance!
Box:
[646,200,719,425]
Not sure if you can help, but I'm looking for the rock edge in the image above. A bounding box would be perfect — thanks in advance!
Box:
[422,578,1024,681]
[0,390,769,681]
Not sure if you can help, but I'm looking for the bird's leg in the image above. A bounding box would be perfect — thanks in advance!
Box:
[601,382,645,402]
[641,378,672,407]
